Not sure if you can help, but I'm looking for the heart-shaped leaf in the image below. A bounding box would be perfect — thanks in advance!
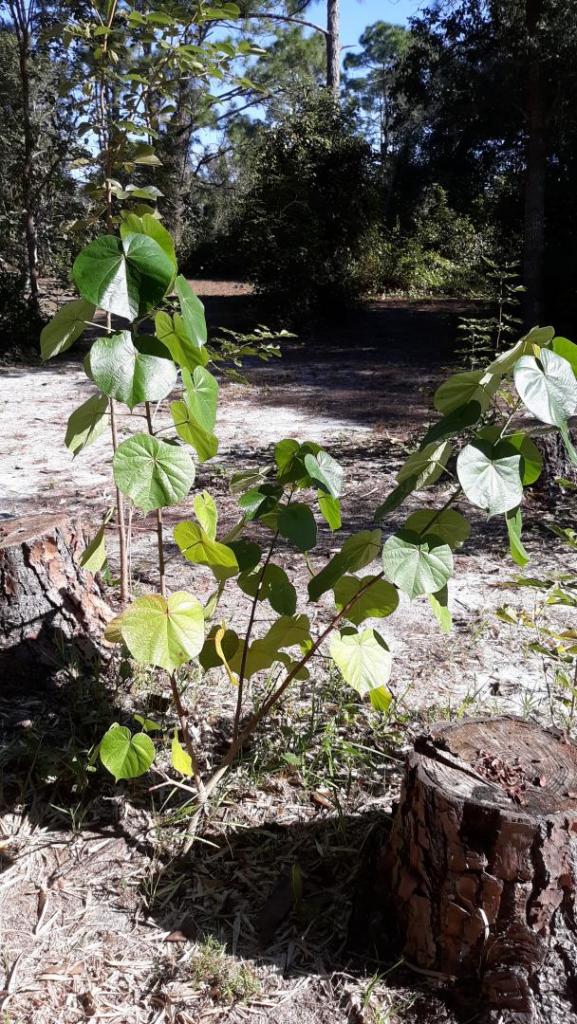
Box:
[193,491,218,539]
[397,440,452,488]
[118,591,205,669]
[304,450,344,498]
[120,212,176,268]
[434,370,497,415]
[182,367,218,431]
[381,529,453,598]
[155,312,209,371]
[89,331,176,410]
[477,426,543,485]
[174,521,239,576]
[278,503,317,551]
[72,232,174,321]
[318,493,341,531]
[113,433,195,512]
[175,275,207,346]
[403,508,471,548]
[99,724,155,781]
[239,563,297,615]
[333,574,399,625]
[514,349,577,434]
[170,400,218,463]
[457,439,523,515]
[308,529,382,602]
[330,628,392,706]
[40,297,95,359]
[65,393,109,455]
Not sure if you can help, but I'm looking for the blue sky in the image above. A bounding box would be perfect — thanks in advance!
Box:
[305,0,427,52]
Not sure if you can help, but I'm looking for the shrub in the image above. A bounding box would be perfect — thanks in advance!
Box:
[238,95,383,317]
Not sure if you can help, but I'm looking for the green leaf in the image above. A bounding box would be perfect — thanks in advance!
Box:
[478,426,542,485]
[72,233,174,321]
[133,714,162,733]
[79,515,111,572]
[421,401,484,446]
[175,275,207,346]
[182,367,218,431]
[194,491,217,539]
[428,586,451,633]
[120,212,176,268]
[333,575,399,625]
[239,563,297,615]
[131,143,163,166]
[552,337,577,376]
[369,686,393,712]
[434,370,497,415]
[403,508,471,548]
[113,434,195,513]
[318,494,341,531]
[171,731,192,777]
[304,450,344,498]
[99,724,155,781]
[397,440,452,488]
[506,507,529,567]
[487,326,555,375]
[231,615,311,678]
[174,521,239,577]
[308,529,382,602]
[90,331,177,410]
[227,540,261,572]
[457,439,523,516]
[238,485,282,521]
[65,393,109,455]
[40,297,95,359]
[170,400,218,463]
[514,350,577,462]
[155,312,209,371]
[381,530,453,599]
[118,591,204,670]
[330,628,392,703]
[275,438,301,478]
[199,626,240,671]
[278,503,317,551]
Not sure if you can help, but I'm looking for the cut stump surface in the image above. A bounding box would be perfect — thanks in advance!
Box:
[0,513,111,682]
[386,716,577,1023]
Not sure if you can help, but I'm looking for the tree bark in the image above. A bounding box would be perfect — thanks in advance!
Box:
[10,0,40,310]
[326,0,340,98]
[386,716,577,1022]
[523,0,546,327]
[0,514,111,682]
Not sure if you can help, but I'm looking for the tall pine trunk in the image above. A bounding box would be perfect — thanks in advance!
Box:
[11,1,39,311]
[523,0,546,326]
[326,0,340,97]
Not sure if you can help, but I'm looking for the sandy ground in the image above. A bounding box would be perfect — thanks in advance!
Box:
[0,284,575,1024]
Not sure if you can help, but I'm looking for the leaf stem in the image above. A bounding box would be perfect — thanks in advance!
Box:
[233,529,279,739]
[169,672,205,800]
[145,401,166,597]
[182,570,385,852]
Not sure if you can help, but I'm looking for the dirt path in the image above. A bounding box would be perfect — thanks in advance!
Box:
[0,285,573,1024]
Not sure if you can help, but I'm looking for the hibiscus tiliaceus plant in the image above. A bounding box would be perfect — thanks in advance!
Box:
[41,1,577,845]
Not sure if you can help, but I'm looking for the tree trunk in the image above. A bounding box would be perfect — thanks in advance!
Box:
[0,514,111,682]
[326,0,340,98]
[523,0,546,327]
[12,6,40,310]
[386,716,577,1022]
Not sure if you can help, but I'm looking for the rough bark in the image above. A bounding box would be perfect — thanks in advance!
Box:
[0,514,111,681]
[523,0,546,327]
[326,0,340,98]
[386,716,577,1022]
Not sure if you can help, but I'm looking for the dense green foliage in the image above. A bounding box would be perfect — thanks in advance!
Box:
[237,96,382,314]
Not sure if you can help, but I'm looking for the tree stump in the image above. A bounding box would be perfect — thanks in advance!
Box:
[386,716,577,1023]
[0,514,112,682]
